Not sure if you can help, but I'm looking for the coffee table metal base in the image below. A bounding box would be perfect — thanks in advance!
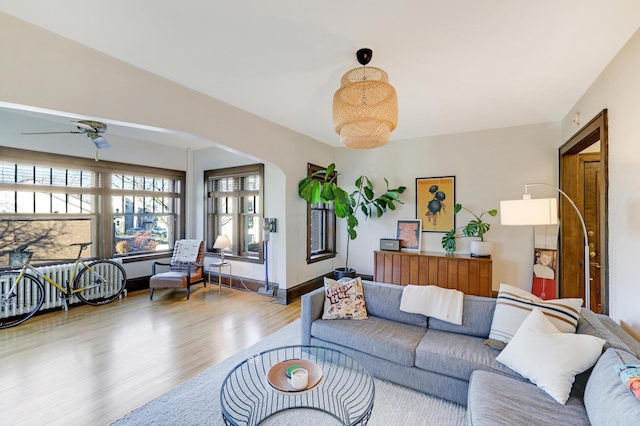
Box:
[220,345,375,426]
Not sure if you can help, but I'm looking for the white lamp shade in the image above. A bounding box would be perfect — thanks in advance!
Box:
[500,198,559,226]
[213,235,232,249]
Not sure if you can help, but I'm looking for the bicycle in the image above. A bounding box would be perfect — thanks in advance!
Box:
[0,242,127,329]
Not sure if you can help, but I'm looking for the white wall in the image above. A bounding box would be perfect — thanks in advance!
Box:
[336,123,561,291]
[190,148,288,286]
[0,12,335,289]
[560,27,640,339]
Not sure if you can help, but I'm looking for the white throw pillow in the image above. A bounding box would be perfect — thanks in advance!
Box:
[496,308,605,404]
[487,283,583,348]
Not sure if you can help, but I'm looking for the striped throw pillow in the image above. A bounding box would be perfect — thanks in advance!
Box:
[487,283,583,350]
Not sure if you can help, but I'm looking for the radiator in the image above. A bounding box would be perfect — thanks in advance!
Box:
[1,262,106,319]
[38,263,81,310]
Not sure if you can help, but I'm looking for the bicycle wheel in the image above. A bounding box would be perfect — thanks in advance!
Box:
[73,260,126,305]
[0,271,45,329]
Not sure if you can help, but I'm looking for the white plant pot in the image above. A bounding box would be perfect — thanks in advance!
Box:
[470,240,493,257]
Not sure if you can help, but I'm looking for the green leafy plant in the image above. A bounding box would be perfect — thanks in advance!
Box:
[298,163,406,271]
[441,204,498,254]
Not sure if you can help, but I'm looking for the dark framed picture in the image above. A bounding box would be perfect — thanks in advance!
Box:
[416,176,455,232]
[396,219,422,252]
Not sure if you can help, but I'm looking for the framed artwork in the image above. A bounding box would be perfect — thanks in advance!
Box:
[415,176,455,232]
[396,219,422,252]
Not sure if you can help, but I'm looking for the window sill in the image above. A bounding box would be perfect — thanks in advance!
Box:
[307,253,337,264]
[205,252,264,265]
[118,251,173,264]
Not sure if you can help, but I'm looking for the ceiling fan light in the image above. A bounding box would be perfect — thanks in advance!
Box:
[332,62,398,149]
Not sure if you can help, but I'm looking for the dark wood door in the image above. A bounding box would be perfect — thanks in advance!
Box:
[581,153,602,312]
[559,109,608,314]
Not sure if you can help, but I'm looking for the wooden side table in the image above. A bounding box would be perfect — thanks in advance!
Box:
[208,262,232,295]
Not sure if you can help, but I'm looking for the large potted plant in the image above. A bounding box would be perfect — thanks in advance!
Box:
[298,163,406,278]
[441,204,498,256]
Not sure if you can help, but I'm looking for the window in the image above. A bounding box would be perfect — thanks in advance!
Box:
[306,163,336,263]
[0,147,184,264]
[111,173,181,257]
[205,164,264,261]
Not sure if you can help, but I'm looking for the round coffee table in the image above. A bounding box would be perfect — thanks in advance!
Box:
[220,345,375,425]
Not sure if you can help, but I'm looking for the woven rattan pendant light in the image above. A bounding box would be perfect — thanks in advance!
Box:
[333,48,398,149]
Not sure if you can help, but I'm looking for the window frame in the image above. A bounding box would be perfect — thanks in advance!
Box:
[0,147,185,263]
[306,163,337,264]
[205,164,264,263]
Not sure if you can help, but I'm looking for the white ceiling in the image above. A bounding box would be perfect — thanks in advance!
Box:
[1,1,640,148]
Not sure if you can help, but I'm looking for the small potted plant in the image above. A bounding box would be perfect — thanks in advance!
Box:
[441,204,498,256]
[298,163,406,278]
[115,240,131,254]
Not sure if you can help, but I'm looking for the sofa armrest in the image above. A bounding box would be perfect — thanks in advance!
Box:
[301,287,325,345]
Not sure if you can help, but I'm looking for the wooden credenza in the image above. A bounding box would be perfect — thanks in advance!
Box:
[373,251,492,297]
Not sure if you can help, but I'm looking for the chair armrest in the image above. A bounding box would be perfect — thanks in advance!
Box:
[301,287,326,345]
[152,261,171,275]
[184,261,205,285]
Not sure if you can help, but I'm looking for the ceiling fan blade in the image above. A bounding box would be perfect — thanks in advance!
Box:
[91,136,110,149]
[73,121,95,132]
[21,131,82,135]
[73,120,107,133]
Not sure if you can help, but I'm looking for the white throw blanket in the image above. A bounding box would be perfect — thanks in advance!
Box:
[400,285,464,325]
[171,239,202,263]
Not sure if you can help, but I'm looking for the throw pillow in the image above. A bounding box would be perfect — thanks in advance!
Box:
[496,308,605,404]
[486,283,583,349]
[615,364,640,400]
[322,277,368,320]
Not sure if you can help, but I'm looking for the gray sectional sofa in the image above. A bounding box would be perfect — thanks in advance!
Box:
[301,280,640,425]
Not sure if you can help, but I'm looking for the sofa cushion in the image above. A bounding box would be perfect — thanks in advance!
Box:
[467,370,590,426]
[415,329,519,382]
[577,310,640,357]
[584,348,640,425]
[572,308,639,398]
[487,283,582,349]
[361,281,427,327]
[597,314,640,357]
[310,315,426,367]
[322,277,367,320]
[428,295,495,338]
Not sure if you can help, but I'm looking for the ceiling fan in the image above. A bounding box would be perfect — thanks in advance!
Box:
[22,120,110,149]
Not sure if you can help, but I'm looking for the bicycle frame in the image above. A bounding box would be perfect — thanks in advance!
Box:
[7,257,107,305]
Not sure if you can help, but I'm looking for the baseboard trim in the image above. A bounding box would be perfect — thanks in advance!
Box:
[130,272,374,305]
[276,272,374,305]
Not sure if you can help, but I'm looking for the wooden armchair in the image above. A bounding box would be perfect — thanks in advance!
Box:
[149,239,206,300]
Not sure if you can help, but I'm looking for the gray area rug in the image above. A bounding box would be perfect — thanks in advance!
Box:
[112,319,466,425]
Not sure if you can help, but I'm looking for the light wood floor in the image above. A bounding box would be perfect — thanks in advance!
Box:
[0,284,301,426]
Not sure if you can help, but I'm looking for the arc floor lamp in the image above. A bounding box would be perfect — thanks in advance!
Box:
[500,183,590,309]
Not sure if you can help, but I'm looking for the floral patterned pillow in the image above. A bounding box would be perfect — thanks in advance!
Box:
[615,364,640,400]
[322,277,368,320]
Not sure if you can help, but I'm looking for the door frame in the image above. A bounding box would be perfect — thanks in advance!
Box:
[559,110,608,313]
